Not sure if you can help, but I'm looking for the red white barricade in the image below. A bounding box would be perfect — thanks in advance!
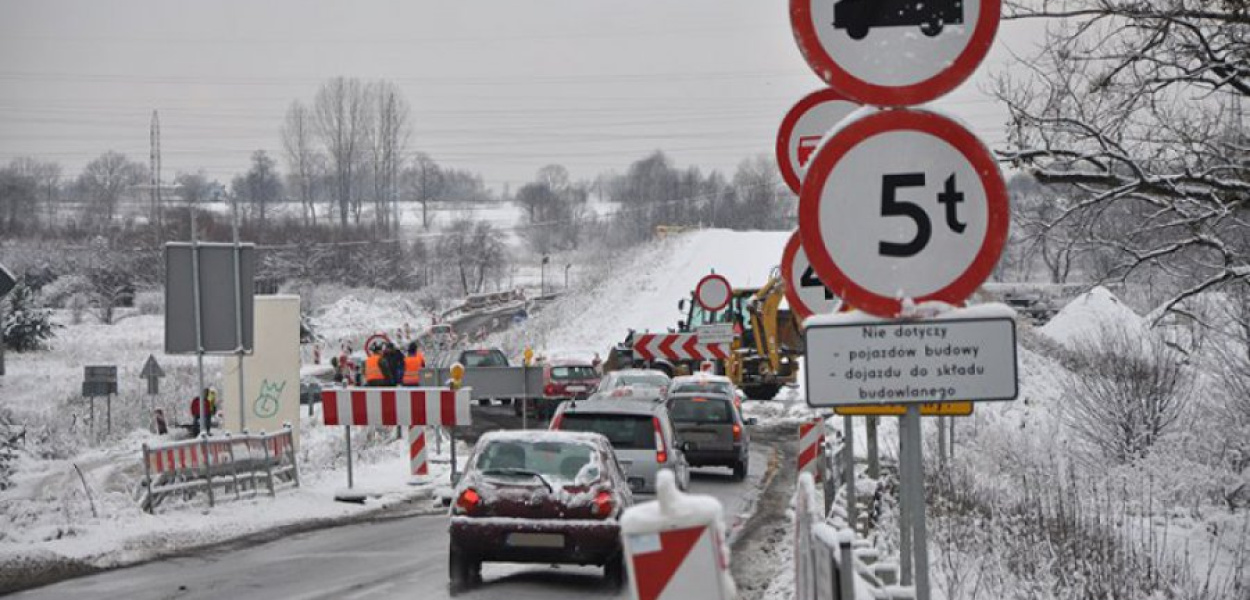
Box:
[141,427,299,513]
[798,418,824,483]
[621,470,735,600]
[633,333,730,363]
[320,387,472,427]
[407,426,429,478]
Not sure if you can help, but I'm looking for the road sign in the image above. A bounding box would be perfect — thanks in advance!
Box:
[84,365,118,384]
[804,316,1017,407]
[694,274,732,312]
[164,242,256,355]
[633,333,731,362]
[695,323,734,345]
[834,401,973,417]
[781,230,840,321]
[789,0,1001,106]
[141,354,165,395]
[798,109,1008,317]
[0,264,15,298]
[776,88,860,194]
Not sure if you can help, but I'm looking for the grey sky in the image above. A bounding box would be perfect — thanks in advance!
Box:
[0,0,1042,191]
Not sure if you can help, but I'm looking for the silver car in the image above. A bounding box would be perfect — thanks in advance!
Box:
[595,369,672,399]
[550,397,690,493]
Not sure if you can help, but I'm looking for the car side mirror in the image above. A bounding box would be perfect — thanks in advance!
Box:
[680,441,693,452]
[745,417,758,426]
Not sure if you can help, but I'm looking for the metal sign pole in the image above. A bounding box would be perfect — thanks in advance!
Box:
[231,194,246,432]
[345,427,354,489]
[0,300,6,376]
[449,428,458,482]
[904,404,931,600]
[521,364,529,431]
[190,203,208,435]
[899,414,913,586]
[842,414,856,532]
[866,416,880,480]
[938,415,948,468]
[106,393,112,436]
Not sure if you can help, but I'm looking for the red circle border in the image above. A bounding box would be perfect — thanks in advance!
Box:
[775,88,857,195]
[797,108,1009,317]
[779,230,814,320]
[695,273,733,313]
[789,0,1001,106]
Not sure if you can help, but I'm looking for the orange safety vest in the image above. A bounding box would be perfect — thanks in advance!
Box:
[364,355,386,384]
[402,355,425,385]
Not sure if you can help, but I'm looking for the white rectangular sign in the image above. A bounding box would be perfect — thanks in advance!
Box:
[696,323,734,344]
[804,317,1017,407]
[222,296,301,448]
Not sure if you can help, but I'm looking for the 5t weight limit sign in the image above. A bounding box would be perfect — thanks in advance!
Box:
[798,109,1008,317]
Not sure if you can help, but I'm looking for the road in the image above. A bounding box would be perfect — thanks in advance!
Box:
[11,448,772,600]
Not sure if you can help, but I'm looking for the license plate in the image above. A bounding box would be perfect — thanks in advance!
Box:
[566,385,586,392]
[628,478,645,492]
[684,431,718,442]
[506,533,564,548]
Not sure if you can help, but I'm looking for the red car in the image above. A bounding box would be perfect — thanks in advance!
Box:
[448,430,634,594]
[517,358,601,419]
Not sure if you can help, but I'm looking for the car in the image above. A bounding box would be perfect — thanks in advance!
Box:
[448,430,633,594]
[517,358,602,419]
[668,373,744,414]
[595,369,671,399]
[666,391,755,481]
[550,397,691,493]
[457,348,509,368]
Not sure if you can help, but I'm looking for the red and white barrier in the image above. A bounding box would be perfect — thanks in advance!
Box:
[633,333,731,362]
[621,470,735,600]
[407,426,429,479]
[320,387,472,427]
[798,418,824,483]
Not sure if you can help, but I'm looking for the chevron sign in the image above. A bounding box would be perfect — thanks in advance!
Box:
[633,333,730,362]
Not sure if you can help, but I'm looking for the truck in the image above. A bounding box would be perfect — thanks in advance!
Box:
[606,270,803,400]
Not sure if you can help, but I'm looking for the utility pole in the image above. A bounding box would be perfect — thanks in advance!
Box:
[150,110,164,240]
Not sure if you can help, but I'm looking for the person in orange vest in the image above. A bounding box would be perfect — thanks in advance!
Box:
[364,346,388,387]
[402,342,426,386]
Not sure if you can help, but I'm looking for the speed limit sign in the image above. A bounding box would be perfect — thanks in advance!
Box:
[780,230,840,320]
[798,108,1008,317]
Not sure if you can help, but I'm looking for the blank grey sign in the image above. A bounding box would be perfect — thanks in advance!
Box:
[165,243,255,354]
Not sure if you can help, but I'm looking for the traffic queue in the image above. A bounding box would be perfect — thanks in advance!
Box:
[446,367,755,595]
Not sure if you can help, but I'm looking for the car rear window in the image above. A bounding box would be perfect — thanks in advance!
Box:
[669,397,734,424]
[552,366,597,380]
[475,439,597,482]
[462,350,507,367]
[557,414,654,450]
[620,374,668,388]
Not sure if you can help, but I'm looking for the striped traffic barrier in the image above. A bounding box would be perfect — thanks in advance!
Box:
[320,387,472,427]
[408,426,429,480]
[798,418,824,483]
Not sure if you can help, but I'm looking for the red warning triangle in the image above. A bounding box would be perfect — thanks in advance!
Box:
[632,526,705,600]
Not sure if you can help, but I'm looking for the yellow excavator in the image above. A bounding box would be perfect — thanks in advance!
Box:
[607,269,803,399]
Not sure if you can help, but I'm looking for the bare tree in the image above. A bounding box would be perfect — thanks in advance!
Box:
[368,81,411,232]
[0,165,37,233]
[281,100,322,226]
[231,150,282,227]
[313,77,370,227]
[438,218,506,295]
[75,151,146,223]
[10,158,60,227]
[404,152,443,230]
[1064,322,1192,463]
[997,0,1250,317]
[174,171,215,206]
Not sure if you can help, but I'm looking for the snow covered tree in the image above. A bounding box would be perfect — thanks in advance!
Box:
[998,0,1250,314]
[75,151,146,224]
[1,279,57,352]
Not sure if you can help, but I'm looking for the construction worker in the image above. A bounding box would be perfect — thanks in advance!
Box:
[384,343,405,386]
[402,342,426,386]
[364,345,388,387]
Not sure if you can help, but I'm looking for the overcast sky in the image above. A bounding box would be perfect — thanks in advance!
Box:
[0,0,1044,192]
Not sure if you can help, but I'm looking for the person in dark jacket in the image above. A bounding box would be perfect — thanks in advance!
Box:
[384,343,405,386]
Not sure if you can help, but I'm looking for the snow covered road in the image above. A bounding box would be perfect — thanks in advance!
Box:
[10,447,773,600]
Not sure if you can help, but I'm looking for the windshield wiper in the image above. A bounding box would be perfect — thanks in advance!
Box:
[479,468,555,493]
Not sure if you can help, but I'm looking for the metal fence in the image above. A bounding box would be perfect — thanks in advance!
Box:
[140,426,299,513]
[796,472,910,600]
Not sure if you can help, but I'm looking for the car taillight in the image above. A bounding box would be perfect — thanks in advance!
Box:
[733,423,742,442]
[455,488,481,515]
[545,383,557,396]
[550,414,563,429]
[653,417,667,464]
[591,491,614,518]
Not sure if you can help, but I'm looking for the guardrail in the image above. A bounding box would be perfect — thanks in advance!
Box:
[140,426,299,513]
[796,472,910,600]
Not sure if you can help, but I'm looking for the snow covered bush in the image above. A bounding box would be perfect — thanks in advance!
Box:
[1063,321,1191,463]
[0,408,20,491]
[1,280,57,352]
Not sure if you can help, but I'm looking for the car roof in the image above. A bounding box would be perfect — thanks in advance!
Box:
[667,390,735,402]
[561,398,663,417]
[670,374,733,385]
[548,358,595,367]
[608,369,670,379]
[477,430,608,446]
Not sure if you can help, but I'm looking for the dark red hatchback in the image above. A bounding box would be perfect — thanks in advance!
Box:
[448,430,634,594]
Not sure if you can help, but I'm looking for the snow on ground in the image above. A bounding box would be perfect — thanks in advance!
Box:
[1038,285,1146,347]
